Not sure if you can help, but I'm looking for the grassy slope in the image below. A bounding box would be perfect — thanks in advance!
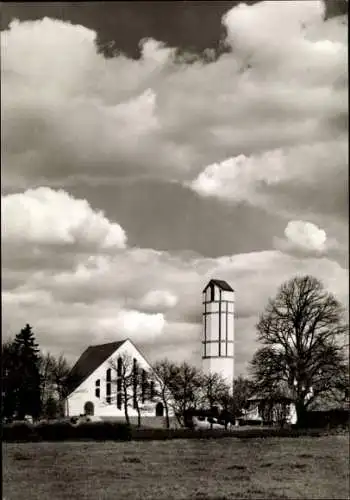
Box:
[3,436,349,500]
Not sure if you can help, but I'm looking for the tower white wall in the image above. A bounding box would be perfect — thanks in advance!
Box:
[201,281,235,390]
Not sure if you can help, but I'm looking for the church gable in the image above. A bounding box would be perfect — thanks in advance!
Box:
[68,340,127,394]
[67,339,156,396]
[66,338,163,418]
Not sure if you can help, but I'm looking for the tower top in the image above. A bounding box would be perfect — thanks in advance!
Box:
[202,279,234,293]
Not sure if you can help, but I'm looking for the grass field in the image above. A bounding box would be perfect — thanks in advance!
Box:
[3,435,349,500]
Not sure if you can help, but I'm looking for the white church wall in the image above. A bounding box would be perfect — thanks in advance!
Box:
[206,314,220,341]
[206,302,219,313]
[202,357,234,389]
[221,290,234,302]
[227,342,234,357]
[205,343,219,357]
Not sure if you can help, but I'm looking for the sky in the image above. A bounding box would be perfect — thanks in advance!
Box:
[1,1,348,376]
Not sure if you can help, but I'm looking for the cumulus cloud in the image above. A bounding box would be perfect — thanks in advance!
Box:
[190,139,348,220]
[138,289,178,313]
[1,187,127,250]
[2,290,165,348]
[223,0,342,77]
[1,1,348,373]
[278,220,326,253]
[190,150,285,201]
[273,220,344,256]
[1,1,347,197]
[97,310,165,341]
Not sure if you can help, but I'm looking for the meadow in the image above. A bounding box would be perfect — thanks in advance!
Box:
[3,435,349,500]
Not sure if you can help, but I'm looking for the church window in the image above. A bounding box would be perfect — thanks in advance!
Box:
[133,358,138,409]
[106,382,111,403]
[117,357,122,377]
[150,381,155,401]
[106,368,111,404]
[117,375,122,410]
[95,379,100,398]
[116,357,123,407]
[117,393,122,410]
[141,370,147,404]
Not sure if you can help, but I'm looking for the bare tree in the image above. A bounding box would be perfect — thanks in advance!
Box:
[39,353,73,418]
[132,359,154,428]
[152,359,178,428]
[201,372,230,428]
[213,376,256,429]
[109,353,134,425]
[250,275,349,426]
[54,354,75,416]
[167,362,203,427]
[231,376,256,417]
[39,353,56,409]
[109,353,154,427]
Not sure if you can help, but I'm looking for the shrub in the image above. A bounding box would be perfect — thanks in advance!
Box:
[302,410,350,429]
[35,421,77,441]
[34,421,131,441]
[2,422,39,442]
[238,419,264,426]
[76,421,132,441]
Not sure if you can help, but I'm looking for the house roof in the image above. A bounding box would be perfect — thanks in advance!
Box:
[248,394,293,403]
[203,279,234,293]
[67,340,127,394]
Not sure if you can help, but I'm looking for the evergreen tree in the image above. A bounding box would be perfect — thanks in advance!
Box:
[11,324,42,420]
[2,340,19,421]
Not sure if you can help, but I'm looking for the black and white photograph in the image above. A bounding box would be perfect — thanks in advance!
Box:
[1,1,349,499]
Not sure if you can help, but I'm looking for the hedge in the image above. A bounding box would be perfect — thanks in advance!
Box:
[2,422,40,443]
[2,421,131,442]
[75,421,132,441]
[303,410,349,429]
[2,421,326,442]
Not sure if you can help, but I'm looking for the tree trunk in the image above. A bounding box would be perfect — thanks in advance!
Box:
[123,386,130,426]
[296,400,307,428]
[124,404,130,426]
[135,400,141,428]
[164,402,170,429]
[175,412,184,427]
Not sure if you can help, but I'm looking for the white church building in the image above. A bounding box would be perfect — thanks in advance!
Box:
[66,279,236,419]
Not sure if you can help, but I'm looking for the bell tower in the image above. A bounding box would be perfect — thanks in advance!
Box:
[201,279,235,390]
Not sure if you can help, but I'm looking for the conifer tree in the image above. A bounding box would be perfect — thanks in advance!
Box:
[11,324,42,420]
[2,340,19,420]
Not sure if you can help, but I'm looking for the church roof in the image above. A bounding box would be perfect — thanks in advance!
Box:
[203,279,234,292]
[67,340,127,394]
